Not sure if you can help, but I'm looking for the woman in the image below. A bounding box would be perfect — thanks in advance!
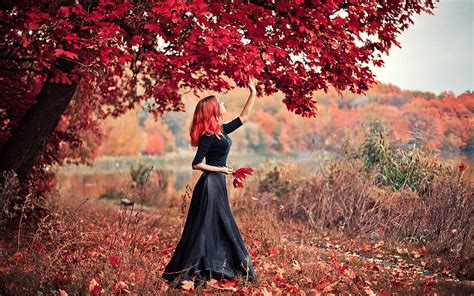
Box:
[161,77,258,288]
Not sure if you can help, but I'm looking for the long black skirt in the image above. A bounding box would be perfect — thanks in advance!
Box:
[161,171,258,287]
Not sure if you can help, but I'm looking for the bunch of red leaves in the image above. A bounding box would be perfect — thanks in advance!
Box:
[232,167,253,188]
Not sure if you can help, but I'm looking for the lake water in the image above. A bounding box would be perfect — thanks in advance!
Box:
[55,151,472,202]
[55,151,336,200]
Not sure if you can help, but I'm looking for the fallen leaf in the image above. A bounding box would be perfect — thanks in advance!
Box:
[322,279,339,292]
[253,239,262,249]
[337,263,348,273]
[112,281,130,294]
[270,247,278,255]
[343,268,358,280]
[181,280,194,291]
[419,246,428,255]
[89,278,104,296]
[262,287,272,296]
[292,260,302,272]
[12,251,23,261]
[363,286,376,296]
[276,266,285,277]
[412,251,421,259]
[374,241,384,248]
[0,264,11,274]
[362,243,371,252]
[109,255,121,267]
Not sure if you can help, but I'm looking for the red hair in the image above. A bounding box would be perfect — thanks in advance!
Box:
[190,95,223,146]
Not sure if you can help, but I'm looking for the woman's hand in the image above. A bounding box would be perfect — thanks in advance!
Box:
[248,76,257,94]
[220,166,234,175]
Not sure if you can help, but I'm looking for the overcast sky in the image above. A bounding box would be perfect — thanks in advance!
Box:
[370,0,473,95]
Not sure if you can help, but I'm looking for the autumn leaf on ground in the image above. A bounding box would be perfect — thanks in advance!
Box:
[270,246,279,255]
[343,267,358,280]
[207,278,238,292]
[221,277,238,288]
[109,255,121,267]
[262,287,272,296]
[181,280,194,291]
[89,278,104,296]
[362,243,371,252]
[112,281,130,294]
[52,272,66,283]
[339,264,348,273]
[292,259,303,272]
[12,251,23,261]
[363,286,377,296]
[253,238,262,249]
[419,246,428,255]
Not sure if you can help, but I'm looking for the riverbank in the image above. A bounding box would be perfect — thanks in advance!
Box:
[56,150,339,174]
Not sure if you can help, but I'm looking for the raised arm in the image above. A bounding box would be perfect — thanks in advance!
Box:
[238,77,257,124]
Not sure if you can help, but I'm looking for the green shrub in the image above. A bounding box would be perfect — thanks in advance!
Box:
[258,165,291,197]
[130,162,154,187]
[346,120,450,196]
[98,189,128,201]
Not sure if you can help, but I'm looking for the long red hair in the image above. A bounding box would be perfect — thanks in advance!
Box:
[190,95,223,146]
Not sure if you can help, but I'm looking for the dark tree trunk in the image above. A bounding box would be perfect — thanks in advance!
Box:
[0,57,78,181]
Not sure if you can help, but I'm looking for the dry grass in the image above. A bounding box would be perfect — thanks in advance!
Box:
[0,135,472,294]
[1,181,472,295]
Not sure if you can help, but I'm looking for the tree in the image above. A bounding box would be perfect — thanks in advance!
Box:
[96,108,143,156]
[142,115,175,154]
[0,0,437,197]
[401,98,445,151]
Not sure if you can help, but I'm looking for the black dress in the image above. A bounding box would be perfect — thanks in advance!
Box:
[161,116,258,287]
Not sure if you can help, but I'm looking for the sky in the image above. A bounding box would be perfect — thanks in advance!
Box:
[370,0,473,95]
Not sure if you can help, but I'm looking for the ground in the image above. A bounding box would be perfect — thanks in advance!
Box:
[0,196,472,295]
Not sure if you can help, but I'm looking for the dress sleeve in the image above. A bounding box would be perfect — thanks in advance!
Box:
[191,135,213,166]
[222,116,243,134]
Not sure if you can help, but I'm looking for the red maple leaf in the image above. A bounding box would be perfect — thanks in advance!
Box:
[221,276,238,287]
[419,246,428,255]
[53,48,78,60]
[270,246,278,255]
[108,255,121,267]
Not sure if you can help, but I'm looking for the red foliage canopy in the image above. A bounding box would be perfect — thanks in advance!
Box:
[0,0,436,194]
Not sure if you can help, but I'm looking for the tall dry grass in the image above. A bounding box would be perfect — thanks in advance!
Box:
[245,122,473,261]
